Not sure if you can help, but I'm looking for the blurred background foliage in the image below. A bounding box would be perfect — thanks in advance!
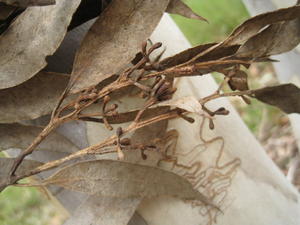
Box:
[173,0,249,45]
[0,1,296,225]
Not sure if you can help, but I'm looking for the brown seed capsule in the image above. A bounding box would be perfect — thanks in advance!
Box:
[209,119,215,130]
[179,114,195,123]
[120,138,131,146]
[87,92,98,99]
[228,70,249,91]
[141,150,147,160]
[103,95,110,104]
[117,146,125,160]
[116,127,123,137]
[141,41,148,54]
[105,104,118,113]
[214,107,230,115]
[148,42,162,54]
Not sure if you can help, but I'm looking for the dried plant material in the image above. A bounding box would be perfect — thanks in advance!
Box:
[81,93,169,225]
[159,59,250,78]
[0,72,69,123]
[0,158,41,178]
[0,158,41,190]
[0,123,78,154]
[166,0,207,21]
[42,160,214,205]
[0,4,16,20]
[157,43,239,70]
[224,5,300,46]
[68,0,103,30]
[63,196,141,225]
[0,0,80,89]
[128,212,148,225]
[253,84,300,114]
[287,157,300,192]
[228,70,249,91]
[157,96,203,114]
[2,4,300,225]
[81,107,170,124]
[0,0,55,7]
[236,19,300,58]
[70,0,169,93]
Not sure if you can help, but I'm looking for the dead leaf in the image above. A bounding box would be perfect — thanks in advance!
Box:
[0,72,69,123]
[68,0,104,30]
[252,84,300,114]
[0,157,41,178]
[0,157,42,190]
[0,0,55,7]
[0,4,16,20]
[63,196,141,225]
[70,0,170,93]
[236,19,300,58]
[287,156,300,192]
[166,0,207,21]
[0,123,78,154]
[157,43,239,70]
[160,60,249,78]
[44,18,96,74]
[128,213,148,225]
[0,0,81,89]
[43,160,213,205]
[224,5,300,46]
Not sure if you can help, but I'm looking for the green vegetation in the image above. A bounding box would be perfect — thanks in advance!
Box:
[0,186,61,225]
[172,0,249,45]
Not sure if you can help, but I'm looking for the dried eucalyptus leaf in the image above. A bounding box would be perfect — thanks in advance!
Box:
[164,60,248,78]
[63,196,141,225]
[43,160,213,205]
[253,84,300,114]
[0,0,55,7]
[157,43,214,69]
[0,0,81,89]
[0,158,42,191]
[68,0,105,30]
[0,123,78,154]
[166,0,207,21]
[70,0,170,93]
[157,43,239,70]
[128,213,148,225]
[0,4,16,20]
[224,5,300,46]
[0,72,69,123]
[236,18,300,58]
[0,158,41,184]
[287,157,300,191]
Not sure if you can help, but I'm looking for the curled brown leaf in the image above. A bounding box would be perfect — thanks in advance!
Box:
[42,160,215,206]
[166,0,207,21]
[0,72,69,123]
[0,0,80,89]
[70,0,170,93]
[252,83,300,114]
